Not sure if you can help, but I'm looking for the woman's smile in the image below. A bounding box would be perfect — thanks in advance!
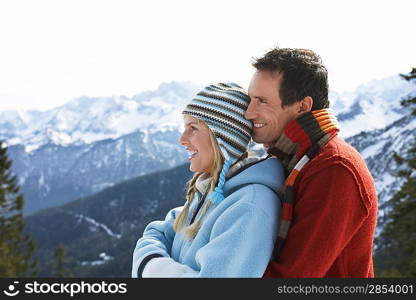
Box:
[187,149,198,160]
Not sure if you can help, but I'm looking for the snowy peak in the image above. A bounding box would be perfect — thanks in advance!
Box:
[334,75,416,138]
[0,81,201,152]
[2,75,415,151]
[132,81,200,104]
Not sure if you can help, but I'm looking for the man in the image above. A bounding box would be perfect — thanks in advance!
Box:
[246,47,378,277]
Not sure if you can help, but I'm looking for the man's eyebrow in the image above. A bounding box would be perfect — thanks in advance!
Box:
[251,95,267,101]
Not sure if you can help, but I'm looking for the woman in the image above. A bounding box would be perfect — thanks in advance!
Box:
[131,82,284,277]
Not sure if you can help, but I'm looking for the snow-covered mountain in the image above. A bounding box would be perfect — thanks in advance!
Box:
[331,75,415,138]
[1,76,415,215]
[0,81,200,152]
[1,81,201,214]
[7,129,189,214]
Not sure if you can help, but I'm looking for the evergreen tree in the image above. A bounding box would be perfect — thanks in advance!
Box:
[399,68,416,115]
[0,140,38,277]
[53,244,70,278]
[375,69,416,277]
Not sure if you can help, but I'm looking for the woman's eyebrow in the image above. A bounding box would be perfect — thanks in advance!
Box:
[184,121,199,126]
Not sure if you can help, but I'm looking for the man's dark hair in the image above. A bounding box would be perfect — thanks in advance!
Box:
[252,47,329,110]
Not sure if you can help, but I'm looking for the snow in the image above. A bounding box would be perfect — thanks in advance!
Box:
[361,142,385,160]
[80,252,114,266]
[109,199,119,207]
[8,137,21,145]
[379,172,396,189]
[0,81,199,153]
[335,75,415,138]
[402,118,416,132]
[38,172,44,186]
[74,213,121,239]
[18,174,27,186]
[25,144,41,153]
[330,90,356,113]
[340,106,403,138]
[142,129,149,144]
[91,182,114,193]
[2,76,412,153]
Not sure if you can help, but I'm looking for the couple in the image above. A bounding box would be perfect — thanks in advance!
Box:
[131,47,378,278]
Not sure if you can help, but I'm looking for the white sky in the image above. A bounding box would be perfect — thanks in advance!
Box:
[0,0,415,111]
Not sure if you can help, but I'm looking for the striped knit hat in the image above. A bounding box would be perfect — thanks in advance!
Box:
[182,82,253,204]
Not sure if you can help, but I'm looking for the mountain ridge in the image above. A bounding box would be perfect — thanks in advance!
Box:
[2,75,415,215]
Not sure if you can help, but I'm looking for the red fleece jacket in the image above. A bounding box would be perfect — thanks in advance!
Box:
[264,136,378,278]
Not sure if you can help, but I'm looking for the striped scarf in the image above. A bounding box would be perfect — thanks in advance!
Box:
[265,108,340,258]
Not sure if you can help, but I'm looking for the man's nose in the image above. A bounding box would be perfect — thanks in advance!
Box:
[245,101,256,120]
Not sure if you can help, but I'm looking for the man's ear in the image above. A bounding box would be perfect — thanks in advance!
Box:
[297,96,313,113]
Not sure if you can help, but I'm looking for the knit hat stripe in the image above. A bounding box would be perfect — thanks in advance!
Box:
[202,87,250,109]
[205,82,247,95]
[204,119,251,144]
[208,124,250,149]
[199,88,250,108]
[183,110,252,142]
[193,94,247,115]
[183,106,252,138]
[210,129,248,156]
[212,137,244,159]
[186,99,252,128]
[211,82,246,91]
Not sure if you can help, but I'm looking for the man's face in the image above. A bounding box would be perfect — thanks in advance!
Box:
[246,70,300,144]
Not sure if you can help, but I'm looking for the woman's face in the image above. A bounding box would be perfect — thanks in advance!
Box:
[179,115,215,174]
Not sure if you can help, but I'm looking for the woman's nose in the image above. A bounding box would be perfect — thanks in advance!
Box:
[179,132,188,146]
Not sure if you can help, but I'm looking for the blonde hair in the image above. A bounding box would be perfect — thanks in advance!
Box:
[173,119,248,239]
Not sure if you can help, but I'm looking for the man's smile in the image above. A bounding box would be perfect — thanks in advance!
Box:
[253,122,266,129]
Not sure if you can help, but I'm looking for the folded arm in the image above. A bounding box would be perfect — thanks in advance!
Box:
[131,206,182,278]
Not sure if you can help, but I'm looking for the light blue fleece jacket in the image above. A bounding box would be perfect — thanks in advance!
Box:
[131,157,284,278]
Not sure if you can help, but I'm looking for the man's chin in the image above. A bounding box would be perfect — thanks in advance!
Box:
[252,133,279,145]
[251,134,268,144]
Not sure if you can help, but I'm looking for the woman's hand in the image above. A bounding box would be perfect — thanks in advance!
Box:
[142,257,197,278]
